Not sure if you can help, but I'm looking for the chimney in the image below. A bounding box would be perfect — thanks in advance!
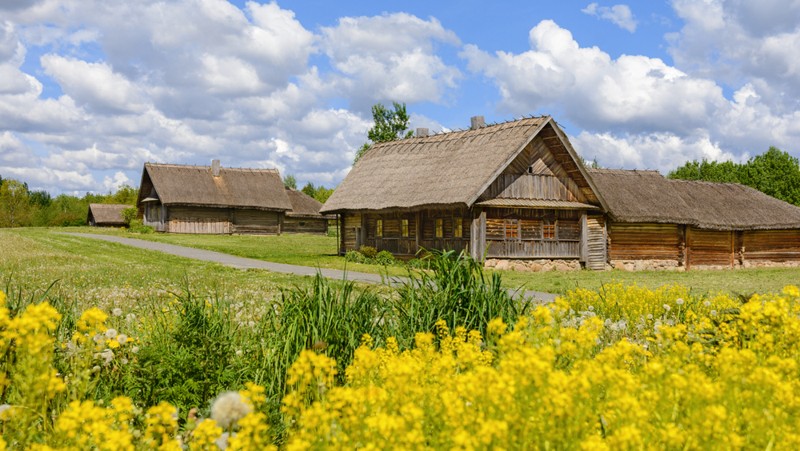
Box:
[211,159,220,177]
[416,127,429,137]
[470,115,485,130]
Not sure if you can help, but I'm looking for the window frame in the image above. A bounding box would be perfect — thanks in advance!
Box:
[454,217,463,238]
[401,218,409,237]
[435,218,443,238]
[376,219,383,237]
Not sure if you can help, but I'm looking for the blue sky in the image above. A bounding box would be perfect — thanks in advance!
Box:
[1,0,799,194]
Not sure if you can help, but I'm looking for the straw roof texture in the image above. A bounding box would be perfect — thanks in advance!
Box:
[140,163,292,211]
[321,116,550,213]
[87,203,128,225]
[588,169,800,230]
[285,188,330,218]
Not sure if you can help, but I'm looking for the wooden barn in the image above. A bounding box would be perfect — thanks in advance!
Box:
[321,115,800,270]
[87,203,129,227]
[136,161,328,235]
[589,169,800,270]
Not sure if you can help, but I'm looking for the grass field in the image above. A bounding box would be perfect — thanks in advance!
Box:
[56,226,800,296]
[0,228,332,315]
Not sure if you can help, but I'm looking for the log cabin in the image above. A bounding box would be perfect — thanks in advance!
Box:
[87,203,129,227]
[321,115,800,270]
[136,161,328,235]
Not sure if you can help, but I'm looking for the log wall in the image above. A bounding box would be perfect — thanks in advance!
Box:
[283,217,328,234]
[167,206,231,234]
[608,223,681,261]
[742,230,800,261]
[232,209,280,235]
[686,228,734,267]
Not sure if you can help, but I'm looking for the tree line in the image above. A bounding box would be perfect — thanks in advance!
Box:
[0,175,138,227]
[668,147,800,206]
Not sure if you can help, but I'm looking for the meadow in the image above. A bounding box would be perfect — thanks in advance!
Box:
[3,227,800,449]
[61,226,800,295]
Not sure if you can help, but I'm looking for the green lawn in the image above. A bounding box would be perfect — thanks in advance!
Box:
[62,226,409,277]
[0,228,329,315]
[54,227,800,296]
[498,265,800,297]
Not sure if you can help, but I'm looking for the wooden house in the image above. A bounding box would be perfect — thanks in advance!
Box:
[283,187,332,234]
[136,161,327,235]
[321,116,800,270]
[87,203,129,227]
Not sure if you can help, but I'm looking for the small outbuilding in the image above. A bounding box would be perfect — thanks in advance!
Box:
[87,203,129,227]
[321,115,800,270]
[136,161,328,234]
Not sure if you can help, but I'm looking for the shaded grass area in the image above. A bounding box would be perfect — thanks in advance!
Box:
[51,227,800,296]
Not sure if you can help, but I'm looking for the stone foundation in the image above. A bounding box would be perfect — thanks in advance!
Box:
[485,258,800,272]
[484,258,582,272]
[611,259,684,272]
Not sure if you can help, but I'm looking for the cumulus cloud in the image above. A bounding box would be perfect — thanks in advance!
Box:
[41,55,148,114]
[668,0,800,112]
[320,13,461,109]
[582,3,638,32]
[462,20,726,133]
[573,130,739,173]
[462,18,800,170]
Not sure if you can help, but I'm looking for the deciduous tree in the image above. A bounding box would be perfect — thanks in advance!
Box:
[354,102,414,163]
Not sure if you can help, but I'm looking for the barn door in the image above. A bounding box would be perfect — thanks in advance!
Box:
[585,215,607,270]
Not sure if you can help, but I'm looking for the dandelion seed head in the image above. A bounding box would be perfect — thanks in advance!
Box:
[211,392,251,429]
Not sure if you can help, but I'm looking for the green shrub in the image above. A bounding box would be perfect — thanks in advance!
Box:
[121,207,138,226]
[375,250,395,266]
[127,219,153,234]
[345,250,365,263]
[358,246,378,259]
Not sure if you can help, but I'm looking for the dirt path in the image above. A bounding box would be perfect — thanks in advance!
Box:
[67,233,556,302]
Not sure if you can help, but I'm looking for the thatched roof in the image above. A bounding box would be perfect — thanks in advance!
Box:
[138,163,292,211]
[322,116,587,213]
[285,188,330,219]
[588,169,800,230]
[87,203,129,226]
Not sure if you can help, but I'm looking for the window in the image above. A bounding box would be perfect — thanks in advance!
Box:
[454,217,463,238]
[435,218,443,238]
[505,219,519,239]
[401,219,409,237]
[542,221,555,239]
[376,219,383,237]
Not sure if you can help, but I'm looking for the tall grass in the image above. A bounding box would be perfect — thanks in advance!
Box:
[392,250,527,344]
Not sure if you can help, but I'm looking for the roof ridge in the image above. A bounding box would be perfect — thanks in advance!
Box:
[145,162,279,173]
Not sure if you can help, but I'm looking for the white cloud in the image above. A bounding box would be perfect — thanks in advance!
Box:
[320,13,461,108]
[41,55,148,114]
[582,3,638,32]
[668,0,800,112]
[572,130,738,173]
[463,18,800,170]
[102,171,133,192]
[462,20,726,133]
